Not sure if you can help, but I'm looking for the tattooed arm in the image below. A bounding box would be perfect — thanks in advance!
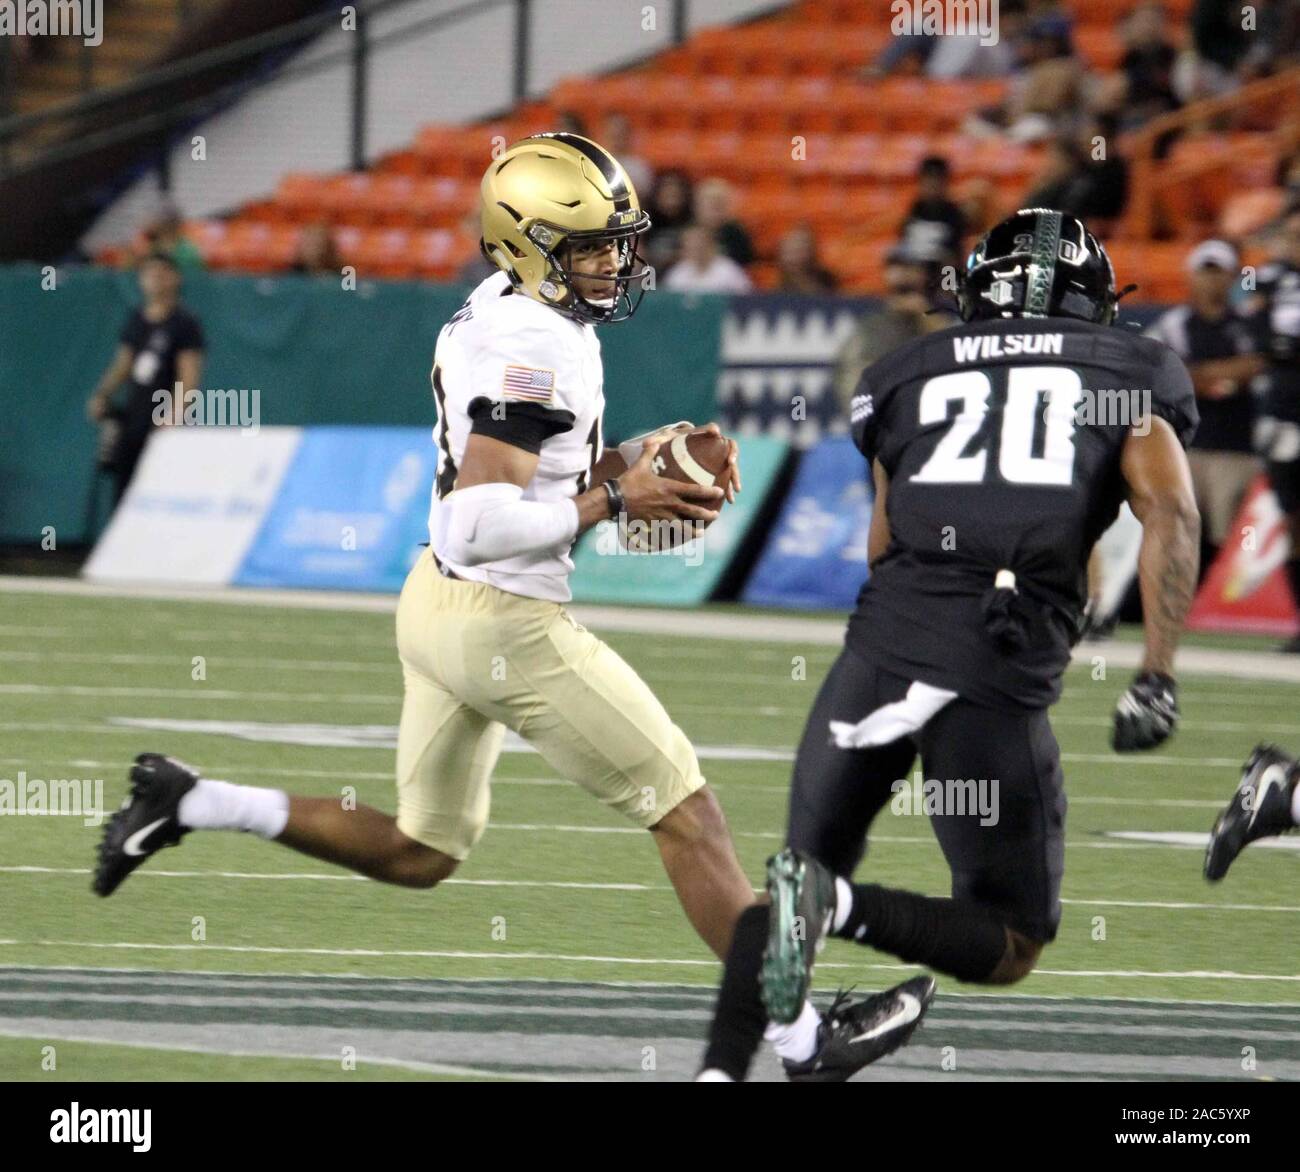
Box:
[1120,416,1201,677]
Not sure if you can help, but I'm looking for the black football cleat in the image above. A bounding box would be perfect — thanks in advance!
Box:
[784,976,938,1083]
[761,848,838,1025]
[1204,744,1298,882]
[93,753,199,897]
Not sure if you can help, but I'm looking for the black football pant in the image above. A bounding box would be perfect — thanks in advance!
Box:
[785,644,1067,943]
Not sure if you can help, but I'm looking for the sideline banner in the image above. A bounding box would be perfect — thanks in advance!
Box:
[82,427,302,586]
[1187,476,1298,636]
[235,427,435,593]
[742,436,872,611]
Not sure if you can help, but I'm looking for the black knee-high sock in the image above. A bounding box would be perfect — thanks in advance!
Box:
[700,903,770,1081]
[834,883,1009,983]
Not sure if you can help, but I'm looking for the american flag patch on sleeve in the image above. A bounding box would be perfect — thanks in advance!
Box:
[502,365,556,403]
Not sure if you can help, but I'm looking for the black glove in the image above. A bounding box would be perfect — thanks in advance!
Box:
[1112,671,1179,752]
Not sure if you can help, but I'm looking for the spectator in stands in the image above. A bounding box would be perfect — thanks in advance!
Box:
[956,176,999,238]
[137,201,205,271]
[774,223,838,295]
[832,243,957,415]
[1175,0,1252,101]
[1095,2,1180,129]
[964,15,1084,143]
[85,253,206,505]
[694,178,755,268]
[1025,134,1081,207]
[643,168,694,272]
[1024,115,1129,230]
[1246,0,1300,77]
[290,223,343,277]
[556,110,589,137]
[604,113,654,200]
[663,224,752,294]
[899,156,968,266]
[1145,240,1266,567]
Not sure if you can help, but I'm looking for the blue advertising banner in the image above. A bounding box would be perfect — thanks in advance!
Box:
[742,436,873,612]
[236,427,434,592]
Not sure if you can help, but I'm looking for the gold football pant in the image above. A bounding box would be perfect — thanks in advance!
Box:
[393,548,705,860]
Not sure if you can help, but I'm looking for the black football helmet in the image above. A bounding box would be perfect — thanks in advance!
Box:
[958,208,1121,326]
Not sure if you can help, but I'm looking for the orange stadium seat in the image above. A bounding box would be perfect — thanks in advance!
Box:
[268,173,331,224]
[351,228,420,279]
[1072,27,1124,71]
[211,0,1267,287]
[1102,241,1192,302]
[413,228,477,279]
[207,222,297,273]
[822,236,895,294]
[182,220,230,257]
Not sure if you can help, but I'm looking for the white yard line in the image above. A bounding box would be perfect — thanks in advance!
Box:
[6,866,1300,914]
[0,1027,558,1081]
[3,575,1299,681]
[1,938,1296,982]
[4,963,1298,1007]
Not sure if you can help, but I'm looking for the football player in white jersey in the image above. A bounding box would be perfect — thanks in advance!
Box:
[95,133,917,1080]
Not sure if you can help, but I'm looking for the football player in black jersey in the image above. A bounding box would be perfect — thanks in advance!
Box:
[1248,205,1300,652]
[696,209,1201,1082]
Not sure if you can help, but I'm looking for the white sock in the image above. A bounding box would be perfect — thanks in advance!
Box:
[178,778,289,839]
[832,876,854,933]
[764,999,820,1064]
[695,1068,734,1082]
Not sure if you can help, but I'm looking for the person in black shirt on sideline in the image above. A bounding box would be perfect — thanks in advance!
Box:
[1146,240,1266,566]
[86,253,205,504]
[898,156,967,267]
[1247,205,1300,651]
[697,210,1201,1082]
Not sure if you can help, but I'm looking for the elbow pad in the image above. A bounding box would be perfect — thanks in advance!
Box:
[439,482,579,568]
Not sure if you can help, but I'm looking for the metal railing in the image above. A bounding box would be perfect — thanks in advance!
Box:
[0,0,693,177]
[1126,66,1300,239]
[0,0,200,114]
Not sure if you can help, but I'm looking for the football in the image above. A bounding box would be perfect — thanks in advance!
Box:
[650,426,733,493]
[622,426,733,552]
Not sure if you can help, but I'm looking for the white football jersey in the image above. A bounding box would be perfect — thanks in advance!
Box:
[427,271,605,602]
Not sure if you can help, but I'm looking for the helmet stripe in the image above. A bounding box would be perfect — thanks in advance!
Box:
[546,132,631,213]
[1024,209,1062,318]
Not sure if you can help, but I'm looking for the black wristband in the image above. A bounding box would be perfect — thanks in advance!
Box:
[603,477,626,519]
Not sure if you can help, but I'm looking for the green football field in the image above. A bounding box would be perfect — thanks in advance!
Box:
[1,582,1298,1081]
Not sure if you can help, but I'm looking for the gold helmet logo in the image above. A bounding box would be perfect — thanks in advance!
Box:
[479,132,652,324]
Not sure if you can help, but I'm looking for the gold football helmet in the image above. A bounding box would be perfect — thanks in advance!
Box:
[479,132,651,324]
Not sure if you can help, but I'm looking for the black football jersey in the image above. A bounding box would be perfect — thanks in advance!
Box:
[847,316,1197,712]
[1254,261,1300,424]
